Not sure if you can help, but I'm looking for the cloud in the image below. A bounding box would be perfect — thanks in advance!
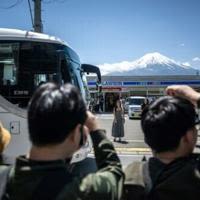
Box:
[180,43,185,47]
[98,60,135,75]
[192,57,200,62]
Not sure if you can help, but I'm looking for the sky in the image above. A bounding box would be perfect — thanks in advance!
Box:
[1,0,200,74]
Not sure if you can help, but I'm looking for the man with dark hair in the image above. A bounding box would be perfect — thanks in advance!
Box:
[142,96,196,154]
[0,83,124,200]
[124,85,200,200]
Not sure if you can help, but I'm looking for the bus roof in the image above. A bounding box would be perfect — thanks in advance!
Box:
[0,28,68,46]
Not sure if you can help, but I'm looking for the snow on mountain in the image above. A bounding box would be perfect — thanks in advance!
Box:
[99,52,197,76]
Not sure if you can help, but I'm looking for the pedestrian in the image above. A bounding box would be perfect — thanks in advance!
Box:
[123,85,200,200]
[112,99,125,142]
[0,122,11,165]
[141,98,149,111]
[99,95,104,112]
[95,96,100,113]
[0,83,124,200]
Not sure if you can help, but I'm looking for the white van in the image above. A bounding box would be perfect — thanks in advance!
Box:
[128,96,146,119]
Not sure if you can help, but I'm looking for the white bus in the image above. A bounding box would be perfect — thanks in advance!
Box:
[0,28,101,163]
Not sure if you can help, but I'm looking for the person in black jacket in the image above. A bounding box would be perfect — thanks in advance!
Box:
[124,85,200,200]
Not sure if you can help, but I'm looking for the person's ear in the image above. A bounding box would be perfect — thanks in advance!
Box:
[80,125,89,147]
[68,124,81,144]
[183,129,195,144]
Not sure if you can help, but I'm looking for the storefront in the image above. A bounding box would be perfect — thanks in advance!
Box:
[87,75,200,112]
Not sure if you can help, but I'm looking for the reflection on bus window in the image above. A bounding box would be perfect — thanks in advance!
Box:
[69,61,87,102]
[34,73,58,87]
[81,72,90,104]
[0,43,19,85]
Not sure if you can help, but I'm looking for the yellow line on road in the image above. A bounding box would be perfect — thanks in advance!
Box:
[115,147,151,154]
[91,147,151,154]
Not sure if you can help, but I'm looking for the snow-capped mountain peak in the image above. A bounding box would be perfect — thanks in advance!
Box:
[99,52,197,76]
[136,52,176,66]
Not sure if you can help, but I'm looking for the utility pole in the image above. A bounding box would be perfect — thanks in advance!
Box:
[33,0,43,33]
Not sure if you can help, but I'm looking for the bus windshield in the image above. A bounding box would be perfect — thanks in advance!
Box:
[0,40,88,107]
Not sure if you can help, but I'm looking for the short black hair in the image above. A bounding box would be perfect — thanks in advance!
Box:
[28,83,87,146]
[141,96,196,153]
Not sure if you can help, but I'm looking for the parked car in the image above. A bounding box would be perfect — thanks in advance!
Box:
[124,98,129,113]
[128,96,146,119]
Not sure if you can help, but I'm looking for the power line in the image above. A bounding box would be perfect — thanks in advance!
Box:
[0,0,23,9]
[43,0,54,4]
[55,0,68,3]
[27,0,34,27]
[43,0,68,4]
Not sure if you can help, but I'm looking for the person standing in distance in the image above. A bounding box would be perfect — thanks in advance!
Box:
[112,99,125,142]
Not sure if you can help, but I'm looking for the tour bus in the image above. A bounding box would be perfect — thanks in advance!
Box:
[0,28,101,163]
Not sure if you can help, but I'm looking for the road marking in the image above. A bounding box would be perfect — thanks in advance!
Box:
[88,153,151,157]
[115,147,151,153]
[121,139,144,143]
[95,114,129,119]
[90,147,151,155]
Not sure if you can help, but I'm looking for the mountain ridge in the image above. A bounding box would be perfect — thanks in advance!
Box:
[100,52,197,76]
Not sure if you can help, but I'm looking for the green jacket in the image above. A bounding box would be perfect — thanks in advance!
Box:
[4,130,124,200]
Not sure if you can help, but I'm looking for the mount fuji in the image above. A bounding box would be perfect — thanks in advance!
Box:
[101,52,197,76]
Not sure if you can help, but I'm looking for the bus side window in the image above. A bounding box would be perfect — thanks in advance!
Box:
[0,63,3,85]
[61,59,71,83]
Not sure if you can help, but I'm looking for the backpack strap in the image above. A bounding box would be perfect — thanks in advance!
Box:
[142,162,153,193]
[0,166,12,199]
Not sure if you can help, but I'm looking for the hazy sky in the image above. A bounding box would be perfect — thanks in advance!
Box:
[1,0,200,71]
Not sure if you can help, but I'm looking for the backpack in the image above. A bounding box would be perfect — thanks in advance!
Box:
[123,161,150,200]
[123,156,200,200]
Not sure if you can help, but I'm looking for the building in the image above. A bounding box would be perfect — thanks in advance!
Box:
[87,75,200,112]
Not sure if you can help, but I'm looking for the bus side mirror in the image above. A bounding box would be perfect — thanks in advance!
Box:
[81,64,102,92]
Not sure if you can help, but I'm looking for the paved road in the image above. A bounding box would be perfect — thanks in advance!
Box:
[96,114,143,141]
[96,113,149,150]
[95,113,200,154]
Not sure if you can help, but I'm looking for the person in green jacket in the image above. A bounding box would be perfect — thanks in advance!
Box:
[1,83,124,200]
